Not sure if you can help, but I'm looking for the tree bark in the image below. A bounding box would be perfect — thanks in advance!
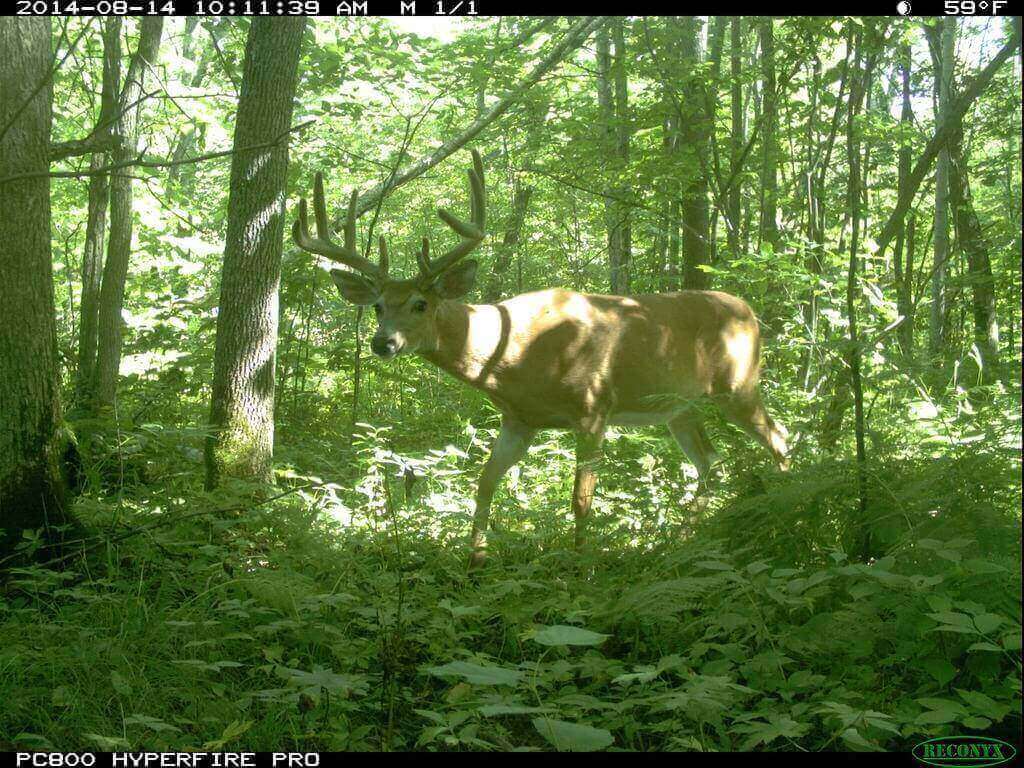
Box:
[91,18,164,409]
[679,16,711,290]
[758,17,779,251]
[205,17,306,489]
[0,17,73,555]
[611,19,631,294]
[75,18,122,403]
[484,181,532,302]
[930,18,955,358]
[893,42,916,359]
[596,25,620,293]
[844,35,871,557]
[949,138,1000,382]
[728,17,744,258]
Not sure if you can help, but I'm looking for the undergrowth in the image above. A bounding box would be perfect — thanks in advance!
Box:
[1,394,1021,752]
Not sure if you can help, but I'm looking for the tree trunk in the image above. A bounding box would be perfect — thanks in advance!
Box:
[874,19,1019,258]
[758,17,779,251]
[949,139,1000,382]
[91,18,165,409]
[609,19,632,294]
[0,17,73,555]
[167,17,215,200]
[75,18,122,404]
[205,17,306,489]
[893,42,916,359]
[679,16,710,290]
[484,181,532,302]
[596,26,620,293]
[799,55,825,389]
[728,17,744,258]
[930,18,955,358]
[844,36,871,557]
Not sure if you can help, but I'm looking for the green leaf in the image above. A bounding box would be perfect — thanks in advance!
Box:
[920,658,956,686]
[972,613,1004,634]
[427,661,522,686]
[915,709,958,725]
[531,718,614,751]
[202,719,252,750]
[966,642,1003,653]
[531,625,609,647]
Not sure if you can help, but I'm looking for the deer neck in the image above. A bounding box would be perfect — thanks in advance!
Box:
[420,300,505,391]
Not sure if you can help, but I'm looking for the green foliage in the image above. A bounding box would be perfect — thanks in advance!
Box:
[1,409,1019,751]
[10,14,1021,753]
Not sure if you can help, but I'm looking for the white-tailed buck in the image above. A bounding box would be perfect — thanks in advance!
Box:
[294,150,789,567]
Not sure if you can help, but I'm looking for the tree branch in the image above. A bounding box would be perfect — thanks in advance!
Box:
[336,15,607,225]
[0,120,315,186]
[874,19,1020,258]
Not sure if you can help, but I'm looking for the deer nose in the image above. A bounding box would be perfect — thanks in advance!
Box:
[371,334,399,358]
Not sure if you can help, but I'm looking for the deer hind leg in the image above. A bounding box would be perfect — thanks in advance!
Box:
[667,413,721,483]
[716,389,790,470]
[469,419,535,569]
[572,415,607,551]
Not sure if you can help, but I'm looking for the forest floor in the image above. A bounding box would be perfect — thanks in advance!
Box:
[0,396,1021,752]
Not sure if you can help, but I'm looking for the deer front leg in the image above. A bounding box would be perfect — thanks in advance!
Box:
[572,417,607,551]
[469,418,535,569]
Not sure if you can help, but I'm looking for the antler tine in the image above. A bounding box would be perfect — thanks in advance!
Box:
[292,174,380,280]
[418,149,486,280]
[377,235,389,278]
[417,236,431,274]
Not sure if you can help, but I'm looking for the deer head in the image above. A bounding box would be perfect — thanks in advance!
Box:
[293,150,486,360]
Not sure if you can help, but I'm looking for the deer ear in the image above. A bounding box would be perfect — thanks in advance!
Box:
[330,269,378,305]
[433,259,478,299]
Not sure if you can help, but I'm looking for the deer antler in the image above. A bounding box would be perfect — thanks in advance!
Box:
[292,174,387,280]
[417,149,486,281]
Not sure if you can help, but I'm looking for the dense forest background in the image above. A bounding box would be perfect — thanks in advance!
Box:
[0,15,1021,752]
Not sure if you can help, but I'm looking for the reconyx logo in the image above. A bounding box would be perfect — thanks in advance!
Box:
[913,736,1017,767]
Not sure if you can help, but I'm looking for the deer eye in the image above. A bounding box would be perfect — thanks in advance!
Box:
[412,300,428,313]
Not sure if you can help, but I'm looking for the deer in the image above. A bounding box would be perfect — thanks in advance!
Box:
[293,149,790,568]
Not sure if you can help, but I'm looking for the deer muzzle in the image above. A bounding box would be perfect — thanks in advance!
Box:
[371,332,403,360]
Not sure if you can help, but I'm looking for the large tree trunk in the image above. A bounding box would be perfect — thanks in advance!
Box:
[75,18,122,404]
[758,17,779,251]
[91,18,164,409]
[205,17,306,489]
[679,16,711,290]
[0,17,73,555]
[930,18,955,358]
